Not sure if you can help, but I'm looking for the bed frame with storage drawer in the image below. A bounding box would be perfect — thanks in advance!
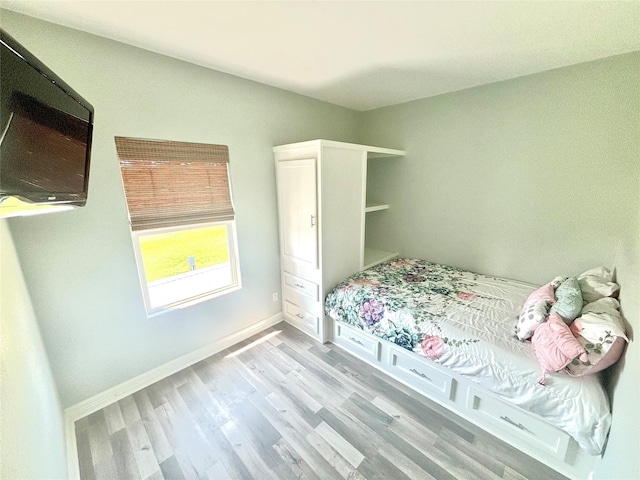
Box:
[330,319,598,480]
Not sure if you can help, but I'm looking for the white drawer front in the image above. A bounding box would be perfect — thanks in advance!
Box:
[282,287,320,316]
[334,322,381,362]
[281,257,321,284]
[388,347,456,401]
[466,387,570,459]
[284,301,319,334]
[284,272,319,301]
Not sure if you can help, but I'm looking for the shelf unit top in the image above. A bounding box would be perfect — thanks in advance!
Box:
[273,139,405,158]
[363,247,398,270]
[365,203,389,213]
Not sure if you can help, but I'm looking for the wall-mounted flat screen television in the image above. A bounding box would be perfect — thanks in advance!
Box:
[0,28,94,217]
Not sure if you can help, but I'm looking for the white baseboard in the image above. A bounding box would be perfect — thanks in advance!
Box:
[65,312,283,479]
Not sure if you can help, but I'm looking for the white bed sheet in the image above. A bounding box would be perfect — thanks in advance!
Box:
[324,258,611,455]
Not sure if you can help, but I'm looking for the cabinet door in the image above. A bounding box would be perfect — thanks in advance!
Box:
[277,159,318,269]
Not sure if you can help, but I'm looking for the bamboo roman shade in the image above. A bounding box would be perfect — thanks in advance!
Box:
[115,137,234,230]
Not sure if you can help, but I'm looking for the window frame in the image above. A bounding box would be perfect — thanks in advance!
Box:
[115,136,242,317]
[131,219,242,317]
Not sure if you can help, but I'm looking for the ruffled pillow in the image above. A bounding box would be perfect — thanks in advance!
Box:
[577,267,620,303]
[550,277,583,324]
[515,283,555,341]
[531,312,587,385]
[566,297,628,376]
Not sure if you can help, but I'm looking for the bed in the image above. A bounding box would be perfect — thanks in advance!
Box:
[325,258,617,478]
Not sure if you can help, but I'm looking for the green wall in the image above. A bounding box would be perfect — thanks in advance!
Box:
[359,52,640,479]
[1,8,638,479]
[0,9,360,410]
[0,221,68,479]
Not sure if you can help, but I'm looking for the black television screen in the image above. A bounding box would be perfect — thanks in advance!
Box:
[0,28,94,211]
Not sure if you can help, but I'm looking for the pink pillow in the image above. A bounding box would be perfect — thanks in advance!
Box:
[579,337,626,374]
[526,283,556,304]
[515,284,556,341]
[531,312,587,385]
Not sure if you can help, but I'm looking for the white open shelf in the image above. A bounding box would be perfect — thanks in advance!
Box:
[363,247,398,270]
[365,203,390,213]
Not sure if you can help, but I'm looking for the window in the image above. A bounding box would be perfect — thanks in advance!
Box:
[115,137,241,316]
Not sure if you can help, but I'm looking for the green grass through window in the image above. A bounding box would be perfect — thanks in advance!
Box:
[139,225,230,283]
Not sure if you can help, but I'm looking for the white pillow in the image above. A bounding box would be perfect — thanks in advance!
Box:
[566,298,628,376]
[577,299,627,340]
[579,266,613,282]
[577,266,619,303]
[581,297,621,317]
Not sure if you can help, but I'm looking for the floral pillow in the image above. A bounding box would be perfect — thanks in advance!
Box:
[550,277,583,324]
[531,312,587,385]
[515,283,555,341]
[566,297,628,376]
[577,266,620,303]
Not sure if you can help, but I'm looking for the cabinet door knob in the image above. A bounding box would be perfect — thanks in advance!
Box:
[310,214,316,227]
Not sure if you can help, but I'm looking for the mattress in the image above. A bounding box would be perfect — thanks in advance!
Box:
[324,258,611,455]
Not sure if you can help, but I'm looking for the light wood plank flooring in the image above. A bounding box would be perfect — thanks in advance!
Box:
[75,322,567,480]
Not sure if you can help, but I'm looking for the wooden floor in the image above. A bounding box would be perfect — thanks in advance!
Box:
[75,322,567,480]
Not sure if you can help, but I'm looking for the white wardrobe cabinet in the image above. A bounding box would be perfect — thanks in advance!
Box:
[274,140,404,341]
[276,159,318,270]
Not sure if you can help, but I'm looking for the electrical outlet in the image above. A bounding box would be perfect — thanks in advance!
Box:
[272,292,279,302]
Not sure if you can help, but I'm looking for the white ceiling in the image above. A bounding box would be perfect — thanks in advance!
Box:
[2,1,639,111]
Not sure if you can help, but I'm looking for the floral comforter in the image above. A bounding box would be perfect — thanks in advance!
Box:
[325,258,611,455]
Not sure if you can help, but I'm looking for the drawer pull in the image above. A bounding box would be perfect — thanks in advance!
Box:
[349,336,364,346]
[295,283,305,289]
[410,368,431,381]
[295,313,305,319]
[500,415,527,431]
